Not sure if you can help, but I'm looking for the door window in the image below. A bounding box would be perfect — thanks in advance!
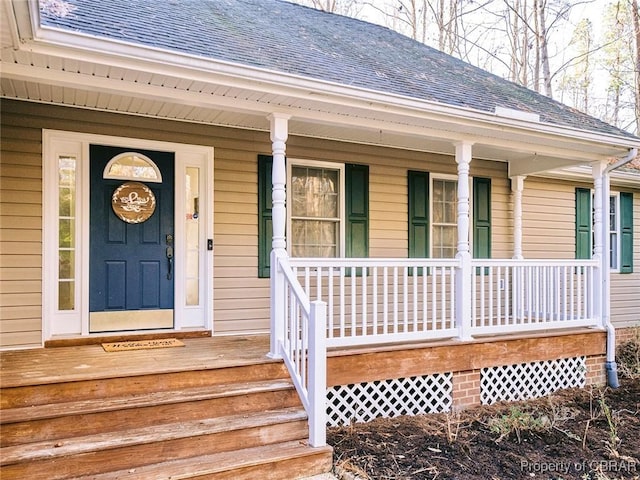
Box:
[103,152,162,182]
[58,155,77,311]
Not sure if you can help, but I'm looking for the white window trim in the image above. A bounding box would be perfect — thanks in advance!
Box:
[589,190,620,272]
[608,192,621,272]
[286,158,346,258]
[42,130,214,343]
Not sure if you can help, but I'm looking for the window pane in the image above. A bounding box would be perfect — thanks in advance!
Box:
[58,281,75,311]
[186,279,199,306]
[444,197,456,223]
[59,250,74,279]
[105,153,160,180]
[292,167,308,216]
[433,225,456,258]
[291,219,337,257]
[58,156,76,311]
[445,180,457,203]
[59,219,74,248]
[434,180,444,203]
[609,195,618,269]
[58,157,76,186]
[610,233,618,269]
[291,166,338,218]
[185,167,200,305]
[59,187,74,216]
[609,196,616,231]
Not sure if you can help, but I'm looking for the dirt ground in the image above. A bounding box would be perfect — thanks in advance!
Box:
[328,377,639,480]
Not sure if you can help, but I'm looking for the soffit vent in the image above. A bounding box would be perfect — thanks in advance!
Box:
[495,106,540,123]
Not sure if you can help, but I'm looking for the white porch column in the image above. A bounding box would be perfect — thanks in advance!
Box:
[268,113,290,358]
[511,175,526,260]
[455,141,473,340]
[591,160,607,326]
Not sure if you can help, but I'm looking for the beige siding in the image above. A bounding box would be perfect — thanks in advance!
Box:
[521,177,576,259]
[4,98,636,348]
[0,112,43,349]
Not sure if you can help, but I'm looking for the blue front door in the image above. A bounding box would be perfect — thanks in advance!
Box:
[89,145,175,332]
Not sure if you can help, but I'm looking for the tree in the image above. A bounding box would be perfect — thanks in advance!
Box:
[557,18,594,112]
[632,0,640,133]
[301,0,363,15]
[291,0,640,133]
[600,1,635,131]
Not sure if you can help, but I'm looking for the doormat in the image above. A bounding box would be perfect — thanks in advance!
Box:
[101,338,185,352]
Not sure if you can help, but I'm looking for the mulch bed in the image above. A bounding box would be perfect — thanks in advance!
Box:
[328,378,639,480]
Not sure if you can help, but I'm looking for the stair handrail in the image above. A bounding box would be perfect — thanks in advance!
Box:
[276,254,327,447]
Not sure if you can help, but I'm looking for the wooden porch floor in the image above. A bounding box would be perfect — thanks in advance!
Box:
[0,334,276,388]
[1,327,606,391]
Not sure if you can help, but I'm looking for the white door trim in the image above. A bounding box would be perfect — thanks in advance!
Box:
[42,129,214,342]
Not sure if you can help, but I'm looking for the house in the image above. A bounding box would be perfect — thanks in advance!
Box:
[1,0,639,478]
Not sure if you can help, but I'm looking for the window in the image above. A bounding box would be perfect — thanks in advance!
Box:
[408,171,491,259]
[58,155,77,311]
[609,195,619,269]
[103,151,162,182]
[432,178,457,258]
[257,156,368,277]
[575,188,633,272]
[289,162,343,257]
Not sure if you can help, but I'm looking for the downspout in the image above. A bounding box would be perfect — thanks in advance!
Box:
[602,148,637,388]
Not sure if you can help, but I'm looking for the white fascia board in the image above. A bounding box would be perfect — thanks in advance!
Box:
[2,1,22,49]
[23,23,640,150]
[538,165,640,188]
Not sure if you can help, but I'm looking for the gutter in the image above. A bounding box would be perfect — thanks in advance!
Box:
[602,148,637,388]
[605,147,638,174]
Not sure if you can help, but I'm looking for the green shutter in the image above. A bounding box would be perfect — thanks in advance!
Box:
[473,177,491,259]
[257,155,273,278]
[620,192,633,273]
[408,170,430,258]
[575,188,592,259]
[345,164,369,258]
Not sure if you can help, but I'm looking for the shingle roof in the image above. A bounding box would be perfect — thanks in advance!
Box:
[40,0,637,140]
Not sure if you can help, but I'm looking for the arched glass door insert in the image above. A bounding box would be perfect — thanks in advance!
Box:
[103,152,163,182]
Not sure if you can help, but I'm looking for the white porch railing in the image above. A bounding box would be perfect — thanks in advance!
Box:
[275,255,327,447]
[273,255,602,448]
[289,258,460,347]
[470,259,599,335]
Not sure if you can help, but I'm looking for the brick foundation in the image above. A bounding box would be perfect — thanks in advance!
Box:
[615,326,640,347]
[585,354,607,386]
[451,369,481,410]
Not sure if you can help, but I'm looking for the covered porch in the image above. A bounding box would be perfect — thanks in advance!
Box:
[264,115,619,447]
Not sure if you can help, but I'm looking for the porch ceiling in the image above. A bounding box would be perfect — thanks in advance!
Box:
[1,2,637,175]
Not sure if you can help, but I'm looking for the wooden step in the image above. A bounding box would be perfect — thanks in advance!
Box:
[1,362,289,409]
[0,407,310,480]
[0,339,333,479]
[2,379,295,423]
[1,379,300,446]
[84,440,334,480]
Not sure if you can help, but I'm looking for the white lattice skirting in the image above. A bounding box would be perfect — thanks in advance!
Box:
[481,356,586,405]
[326,373,452,427]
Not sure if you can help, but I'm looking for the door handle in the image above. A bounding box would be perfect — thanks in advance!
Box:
[166,246,174,280]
